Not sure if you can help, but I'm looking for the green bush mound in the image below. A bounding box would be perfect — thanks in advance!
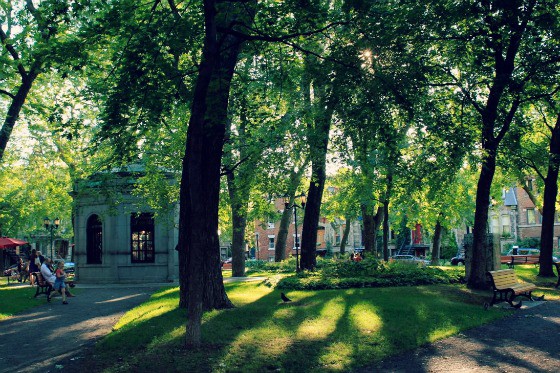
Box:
[264,257,464,290]
[246,258,298,273]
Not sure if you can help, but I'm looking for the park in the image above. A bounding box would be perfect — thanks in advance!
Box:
[2,1,560,372]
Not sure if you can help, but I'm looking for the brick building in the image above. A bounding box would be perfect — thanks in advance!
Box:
[253,198,362,261]
[491,178,560,253]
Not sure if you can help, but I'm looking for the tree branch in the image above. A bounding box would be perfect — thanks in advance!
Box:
[167,0,182,20]
[0,28,28,78]
[440,66,485,115]
[217,21,347,43]
[220,153,253,176]
[0,89,16,100]
[517,155,546,182]
[495,97,521,144]
[25,0,39,17]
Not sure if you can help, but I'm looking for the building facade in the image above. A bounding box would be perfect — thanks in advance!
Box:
[71,166,179,283]
[491,179,560,254]
[253,198,363,261]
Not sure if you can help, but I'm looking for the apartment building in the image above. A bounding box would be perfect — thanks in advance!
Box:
[492,179,560,252]
[253,198,363,261]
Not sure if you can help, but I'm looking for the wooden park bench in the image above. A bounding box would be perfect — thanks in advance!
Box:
[486,269,540,309]
[500,255,540,268]
[32,272,53,301]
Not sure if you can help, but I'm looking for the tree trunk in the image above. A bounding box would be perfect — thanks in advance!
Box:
[372,207,384,256]
[224,94,251,277]
[339,218,351,254]
[468,149,496,289]
[431,219,442,265]
[300,109,333,270]
[382,201,390,261]
[228,171,247,278]
[275,206,292,262]
[275,166,306,261]
[361,204,383,256]
[539,113,560,277]
[178,0,255,347]
[382,174,393,261]
[361,204,375,254]
[300,172,325,270]
[230,211,247,277]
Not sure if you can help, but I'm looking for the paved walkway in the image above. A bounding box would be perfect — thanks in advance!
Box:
[360,300,560,372]
[0,283,162,373]
[0,278,264,373]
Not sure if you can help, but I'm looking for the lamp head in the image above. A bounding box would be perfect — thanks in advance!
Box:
[44,217,50,229]
[299,194,306,207]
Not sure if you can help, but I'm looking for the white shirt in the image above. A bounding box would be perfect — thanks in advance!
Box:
[40,263,56,285]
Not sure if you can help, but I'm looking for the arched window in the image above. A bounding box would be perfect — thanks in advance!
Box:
[86,214,103,264]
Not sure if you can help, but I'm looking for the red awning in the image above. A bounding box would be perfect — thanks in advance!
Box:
[0,237,28,249]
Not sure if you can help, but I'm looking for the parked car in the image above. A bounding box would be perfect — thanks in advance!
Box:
[391,255,430,266]
[221,257,232,268]
[506,247,540,256]
[52,260,75,274]
[450,255,465,266]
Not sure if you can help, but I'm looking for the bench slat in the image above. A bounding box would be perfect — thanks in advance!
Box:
[487,269,537,308]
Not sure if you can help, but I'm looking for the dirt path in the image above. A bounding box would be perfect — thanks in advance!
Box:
[0,284,161,373]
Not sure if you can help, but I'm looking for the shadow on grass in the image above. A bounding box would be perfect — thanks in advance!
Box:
[82,282,514,373]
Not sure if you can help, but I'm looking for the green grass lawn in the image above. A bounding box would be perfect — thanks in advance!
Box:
[0,276,82,320]
[0,278,49,320]
[79,282,507,372]
[506,264,560,301]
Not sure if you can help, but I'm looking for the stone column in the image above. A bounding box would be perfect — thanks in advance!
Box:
[464,233,500,283]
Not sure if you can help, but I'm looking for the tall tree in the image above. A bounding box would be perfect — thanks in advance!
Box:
[300,54,337,270]
[505,99,560,277]
[224,44,310,269]
[178,0,257,345]
[539,109,560,276]
[425,0,559,288]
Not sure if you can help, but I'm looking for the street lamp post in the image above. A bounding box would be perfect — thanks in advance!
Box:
[44,217,60,259]
[284,195,306,272]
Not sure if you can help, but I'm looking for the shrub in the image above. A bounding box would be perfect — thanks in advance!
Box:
[517,237,540,248]
[245,258,298,274]
[274,260,464,290]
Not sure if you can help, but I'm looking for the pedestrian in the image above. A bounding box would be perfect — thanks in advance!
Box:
[37,251,45,265]
[28,249,39,286]
[53,260,69,305]
[40,258,74,299]
[16,258,27,283]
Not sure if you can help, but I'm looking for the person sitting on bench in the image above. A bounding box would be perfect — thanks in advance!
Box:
[40,258,74,298]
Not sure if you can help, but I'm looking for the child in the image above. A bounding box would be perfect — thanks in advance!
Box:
[54,261,69,305]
